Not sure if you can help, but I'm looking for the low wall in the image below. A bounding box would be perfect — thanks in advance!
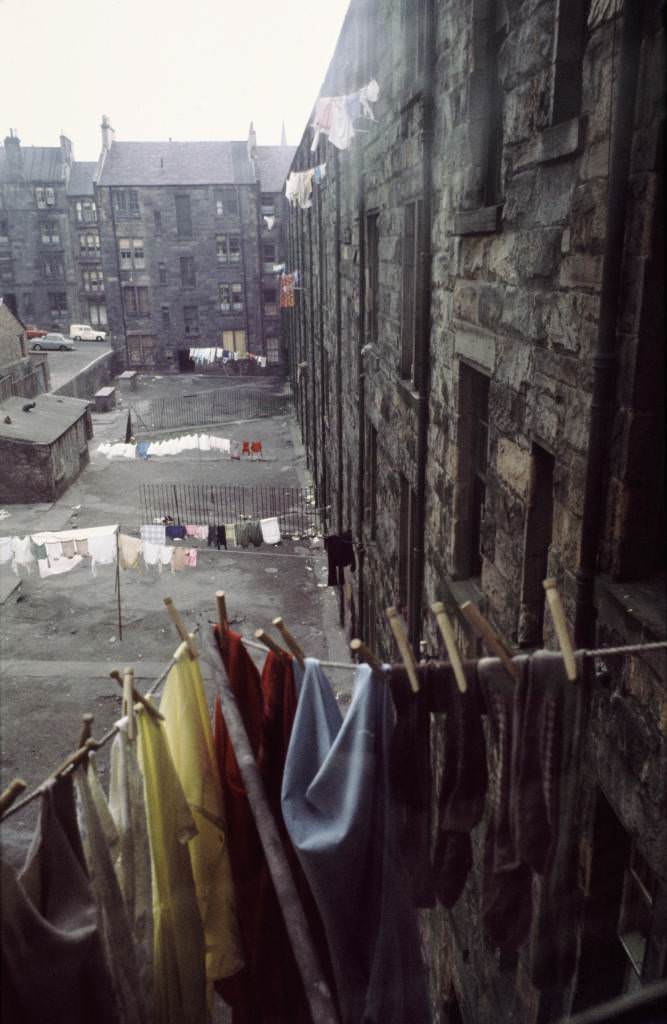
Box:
[52,349,118,401]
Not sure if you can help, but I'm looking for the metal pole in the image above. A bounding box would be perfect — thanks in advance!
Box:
[199,630,340,1024]
[115,527,123,641]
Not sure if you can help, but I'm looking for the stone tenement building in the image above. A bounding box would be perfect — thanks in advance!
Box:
[284,0,665,1021]
[0,121,295,369]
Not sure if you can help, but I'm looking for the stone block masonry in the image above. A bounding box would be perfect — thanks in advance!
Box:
[285,0,666,1020]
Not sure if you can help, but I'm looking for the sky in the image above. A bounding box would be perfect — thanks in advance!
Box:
[0,0,351,159]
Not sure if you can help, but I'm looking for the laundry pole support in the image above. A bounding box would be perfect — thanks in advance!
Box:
[115,527,123,640]
[200,630,340,1024]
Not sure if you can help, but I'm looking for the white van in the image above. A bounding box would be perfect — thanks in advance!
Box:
[69,323,107,342]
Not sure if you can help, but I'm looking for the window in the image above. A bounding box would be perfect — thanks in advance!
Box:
[48,292,67,317]
[366,212,379,343]
[457,364,490,578]
[262,242,276,272]
[88,301,107,326]
[216,235,241,264]
[35,187,54,208]
[82,268,104,293]
[222,329,246,354]
[261,194,275,216]
[219,283,243,313]
[0,257,13,281]
[40,221,60,245]
[158,262,167,285]
[153,209,162,235]
[174,194,192,238]
[519,445,555,646]
[113,189,140,216]
[214,187,239,217]
[42,256,64,279]
[180,256,196,287]
[0,218,8,243]
[403,0,427,87]
[118,238,145,270]
[183,305,199,336]
[263,285,278,316]
[401,199,423,380]
[75,199,97,223]
[266,337,280,364]
[365,419,378,539]
[161,305,170,329]
[469,0,506,209]
[398,474,417,622]
[79,232,100,257]
[22,292,34,319]
[551,0,589,125]
[618,844,658,983]
[123,286,150,316]
[127,334,156,367]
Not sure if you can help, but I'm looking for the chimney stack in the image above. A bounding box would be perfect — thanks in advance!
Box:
[59,134,73,166]
[100,115,115,153]
[3,130,22,180]
[247,121,257,162]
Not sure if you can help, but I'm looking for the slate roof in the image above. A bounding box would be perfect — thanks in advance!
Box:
[0,146,66,184]
[67,161,97,196]
[256,145,297,192]
[0,394,89,445]
[97,140,256,187]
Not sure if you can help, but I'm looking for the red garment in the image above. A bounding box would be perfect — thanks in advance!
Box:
[250,441,262,455]
[241,440,250,455]
[213,628,312,1023]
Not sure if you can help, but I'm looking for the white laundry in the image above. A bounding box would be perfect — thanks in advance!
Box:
[158,545,173,573]
[0,536,12,564]
[264,216,275,230]
[359,79,380,119]
[260,517,281,545]
[141,524,166,545]
[37,554,84,578]
[45,540,63,563]
[11,536,35,575]
[98,442,137,459]
[142,541,161,567]
[88,533,117,575]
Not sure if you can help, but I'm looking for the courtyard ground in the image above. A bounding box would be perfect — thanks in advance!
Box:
[0,372,352,876]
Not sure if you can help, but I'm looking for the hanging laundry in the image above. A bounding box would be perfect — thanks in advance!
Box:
[207,525,226,550]
[224,523,236,546]
[11,535,35,575]
[230,440,241,460]
[0,535,12,563]
[235,521,251,548]
[61,539,76,558]
[248,521,263,547]
[272,262,286,273]
[213,629,315,1023]
[311,80,380,151]
[310,96,336,150]
[186,548,198,567]
[76,537,89,556]
[160,646,244,986]
[136,441,151,460]
[185,525,207,540]
[108,718,153,1003]
[142,541,161,567]
[75,761,150,1024]
[158,546,173,573]
[165,525,186,540]
[313,162,327,183]
[0,776,118,1024]
[281,660,431,1023]
[171,546,189,572]
[241,440,250,456]
[359,79,380,119]
[88,533,117,576]
[141,524,166,545]
[37,553,84,578]
[119,534,143,570]
[280,273,295,308]
[136,705,207,1024]
[260,517,281,545]
[324,531,356,586]
[263,215,275,230]
[250,441,263,459]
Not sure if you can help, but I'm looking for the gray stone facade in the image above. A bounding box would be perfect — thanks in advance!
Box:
[285,0,665,1020]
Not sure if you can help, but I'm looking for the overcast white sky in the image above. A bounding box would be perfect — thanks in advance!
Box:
[0,0,351,159]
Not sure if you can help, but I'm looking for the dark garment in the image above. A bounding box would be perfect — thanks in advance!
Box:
[478,655,533,951]
[528,651,588,992]
[212,628,312,1024]
[1,776,118,1024]
[324,531,356,586]
[235,522,251,548]
[165,524,186,540]
[207,525,226,549]
[282,661,431,1024]
[247,521,262,547]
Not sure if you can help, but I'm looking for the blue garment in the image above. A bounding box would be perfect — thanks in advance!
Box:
[281,660,431,1024]
[136,441,150,460]
[165,525,186,540]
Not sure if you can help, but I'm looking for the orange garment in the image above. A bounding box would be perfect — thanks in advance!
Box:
[241,441,250,455]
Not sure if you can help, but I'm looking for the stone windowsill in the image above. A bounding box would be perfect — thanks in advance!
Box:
[595,574,667,645]
[513,116,583,173]
[396,377,422,410]
[452,204,503,236]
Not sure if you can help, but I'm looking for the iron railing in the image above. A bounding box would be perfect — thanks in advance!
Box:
[129,387,292,435]
[139,482,324,536]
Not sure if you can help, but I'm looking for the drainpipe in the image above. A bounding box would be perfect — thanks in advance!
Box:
[574,1,644,648]
[317,165,328,530]
[409,0,437,649]
[357,158,367,636]
[308,200,318,484]
[334,149,343,531]
[107,187,130,369]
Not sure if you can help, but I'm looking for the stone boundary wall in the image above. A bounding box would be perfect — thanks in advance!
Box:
[52,349,118,400]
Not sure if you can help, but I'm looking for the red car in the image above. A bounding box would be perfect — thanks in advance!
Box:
[25,325,48,340]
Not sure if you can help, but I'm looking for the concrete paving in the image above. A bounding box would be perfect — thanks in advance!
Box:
[0,373,352,879]
[40,338,111,391]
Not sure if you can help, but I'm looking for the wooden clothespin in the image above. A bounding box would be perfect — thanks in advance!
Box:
[350,638,383,673]
[54,738,99,779]
[272,617,305,667]
[543,578,578,682]
[460,601,520,683]
[431,601,467,694]
[110,670,165,721]
[123,667,136,740]
[163,597,198,659]
[255,628,288,659]
[386,607,420,693]
[216,591,229,653]
[0,779,27,816]
[78,713,94,748]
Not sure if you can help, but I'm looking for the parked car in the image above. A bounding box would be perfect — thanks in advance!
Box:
[69,323,107,342]
[25,324,48,340]
[31,333,75,352]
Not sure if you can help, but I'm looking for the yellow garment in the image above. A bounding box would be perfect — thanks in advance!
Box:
[137,706,207,1024]
[119,533,143,570]
[160,652,244,984]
